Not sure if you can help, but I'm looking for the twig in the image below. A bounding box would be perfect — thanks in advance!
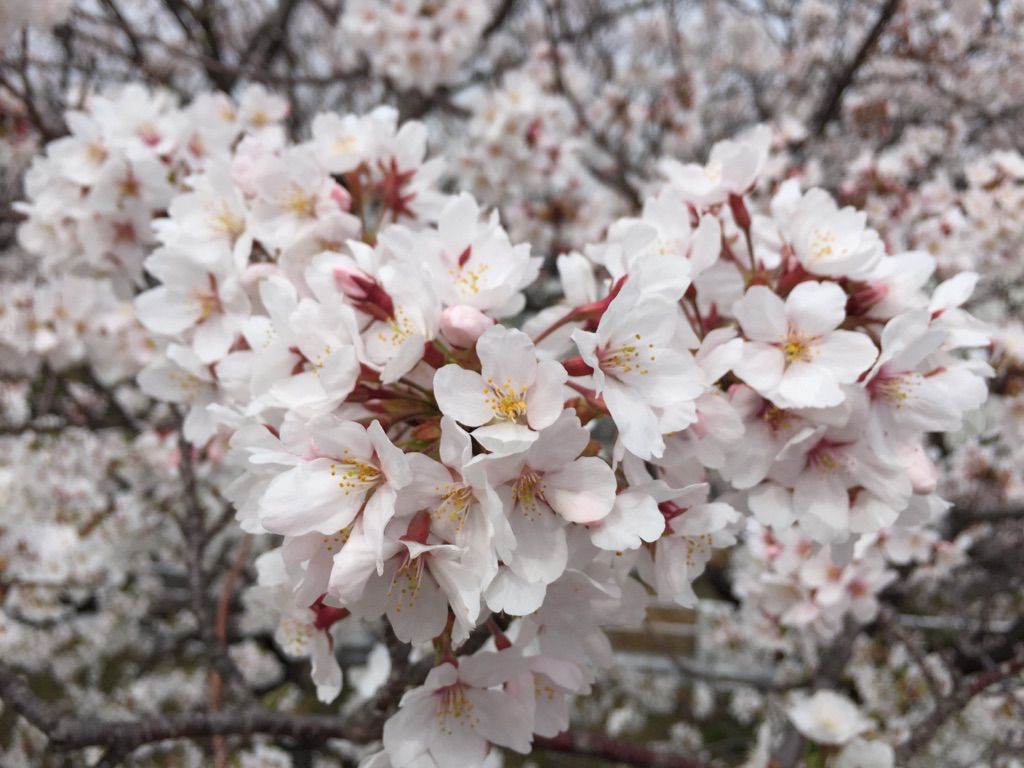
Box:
[811,0,902,136]
[535,731,712,768]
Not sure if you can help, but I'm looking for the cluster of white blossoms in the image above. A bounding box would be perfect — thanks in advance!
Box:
[338,0,492,93]
[0,274,150,385]
[455,65,626,253]
[91,92,994,765]
[16,83,289,289]
[840,139,1024,514]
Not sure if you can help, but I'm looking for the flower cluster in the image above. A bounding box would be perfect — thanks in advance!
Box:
[16,83,288,288]
[110,104,993,765]
[338,0,492,93]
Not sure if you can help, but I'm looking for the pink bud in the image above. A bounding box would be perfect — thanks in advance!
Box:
[332,265,371,301]
[328,181,351,212]
[906,444,938,495]
[847,281,889,316]
[440,305,494,348]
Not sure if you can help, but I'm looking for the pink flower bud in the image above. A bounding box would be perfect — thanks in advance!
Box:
[847,281,889,316]
[440,305,494,348]
[332,265,372,301]
[328,181,351,212]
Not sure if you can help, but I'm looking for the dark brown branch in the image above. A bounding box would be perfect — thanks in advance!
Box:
[482,0,519,39]
[771,619,860,768]
[0,660,368,751]
[544,1,643,209]
[536,731,712,768]
[897,644,1024,761]
[811,0,902,136]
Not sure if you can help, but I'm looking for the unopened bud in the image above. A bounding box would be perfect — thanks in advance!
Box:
[847,281,889,316]
[440,305,494,348]
[328,181,352,212]
[728,193,751,231]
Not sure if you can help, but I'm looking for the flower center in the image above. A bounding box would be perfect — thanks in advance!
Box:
[513,469,546,519]
[375,306,415,347]
[388,554,426,613]
[208,203,246,241]
[484,377,528,421]
[435,483,473,530]
[806,441,847,474]
[761,405,793,433]
[286,186,316,218]
[809,227,838,262]
[600,333,653,376]
[436,683,479,733]
[780,328,817,363]
[868,370,917,407]
[452,263,489,297]
[329,458,381,495]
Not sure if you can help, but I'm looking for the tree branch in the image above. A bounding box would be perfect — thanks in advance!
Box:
[535,731,712,768]
[811,0,902,136]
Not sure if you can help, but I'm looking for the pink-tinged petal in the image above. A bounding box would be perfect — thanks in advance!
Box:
[603,384,663,460]
[328,525,393,605]
[362,485,399,573]
[434,365,492,426]
[930,271,977,311]
[268,372,326,411]
[732,285,787,342]
[311,632,343,703]
[484,568,547,616]
[260,458,364,535]
[379,332,426,384]
[439,416,473,468]
[368,420,411,489]
[476,325,538,388]
[395,454,450,515]
[307,417,373,461]
[182,402,217,445]
[386,566,448,644]
[429,557,482,630]
[469,688,534,754]
[137,361,194,404]
[135,286,201,335]
[429,707,489,766]
[777,361,843,408]
[505,505,567,585]
[382,697,437,766]
[747,483,795,529]
[590,489,665,551]
[473,422,538,455]
[691,215,721,275]
[850,492,899,533]
[526,359,567,430]
[785,281,846,334]
[794,471,849,540]
[571,328,605,391]
[524,410,589,467]
[319,346,360,398]
[733,342,785,394]
[815,331,877,382]
[192,315,236,363]
[543,456,616,524]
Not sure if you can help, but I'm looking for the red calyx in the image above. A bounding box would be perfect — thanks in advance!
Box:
[311,595,350,630]
[562,355,595,377]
